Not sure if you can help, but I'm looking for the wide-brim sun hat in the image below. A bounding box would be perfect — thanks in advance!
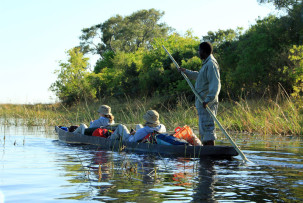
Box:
[143,110,160,125]
[97,105,112,116]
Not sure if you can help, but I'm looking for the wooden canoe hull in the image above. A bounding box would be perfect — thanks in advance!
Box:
[55,126,238,159]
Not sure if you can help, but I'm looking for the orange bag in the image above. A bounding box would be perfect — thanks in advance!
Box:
[173,125,202,146]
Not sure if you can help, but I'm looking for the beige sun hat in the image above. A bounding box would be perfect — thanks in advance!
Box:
[143,110,160,125]
[97,105,112,116]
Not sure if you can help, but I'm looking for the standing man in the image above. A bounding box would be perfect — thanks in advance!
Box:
[179,42,221,146]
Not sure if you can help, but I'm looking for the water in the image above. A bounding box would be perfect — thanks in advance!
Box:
[1,125,303,202]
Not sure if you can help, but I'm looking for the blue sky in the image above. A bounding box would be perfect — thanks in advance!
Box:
[0,0,275,104]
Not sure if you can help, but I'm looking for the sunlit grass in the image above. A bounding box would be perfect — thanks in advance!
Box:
[219,96,302,136]
[0,93,302,136]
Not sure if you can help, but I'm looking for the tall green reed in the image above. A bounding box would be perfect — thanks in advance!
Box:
[219,87,302,136]
[0,92,302,136]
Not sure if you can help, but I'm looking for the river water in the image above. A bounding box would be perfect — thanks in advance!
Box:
[0,125,303,202]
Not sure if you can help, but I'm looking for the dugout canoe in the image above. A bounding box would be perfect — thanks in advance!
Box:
[55,126,239,159]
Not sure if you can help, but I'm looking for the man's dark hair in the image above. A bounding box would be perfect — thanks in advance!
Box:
[199,42,213,55]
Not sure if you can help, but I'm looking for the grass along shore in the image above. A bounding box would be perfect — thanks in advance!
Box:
[0,94,302,136]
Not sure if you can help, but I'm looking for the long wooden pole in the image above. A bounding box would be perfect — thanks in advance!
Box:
[162,45,250,162]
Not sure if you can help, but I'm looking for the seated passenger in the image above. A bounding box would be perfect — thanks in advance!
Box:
[74,105,115,134]
[110,110,166,142]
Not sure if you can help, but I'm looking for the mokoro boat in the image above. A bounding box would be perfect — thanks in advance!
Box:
[55,126,238,159]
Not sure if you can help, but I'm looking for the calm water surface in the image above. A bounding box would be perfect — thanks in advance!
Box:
[0,125,303,202]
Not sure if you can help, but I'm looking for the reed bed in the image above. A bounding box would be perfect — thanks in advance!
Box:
[219,96,302,136]
[0,94,302,136]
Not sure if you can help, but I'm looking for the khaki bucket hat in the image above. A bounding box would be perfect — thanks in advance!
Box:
[97,105,112,116]
[143,110,160,125]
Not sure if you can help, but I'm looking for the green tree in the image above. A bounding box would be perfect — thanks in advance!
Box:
[79,9,172,58]
[287,45,303,108]
[94,51,115,73]
[87,68,122,98]
[202,28,243,47]
[139,31,200,96]
[233,16,288,97]
[86,32,200,98]
[211,13,301,99]
[257,0,302,10]
[70,2,303,102]
[49,47,95,105]
[111,49,144,95]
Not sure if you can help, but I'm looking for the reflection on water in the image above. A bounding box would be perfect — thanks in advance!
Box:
[0,125,303,202]
[192,158,216,202]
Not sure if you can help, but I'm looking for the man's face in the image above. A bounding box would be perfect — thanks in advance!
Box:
[198,49,207,60]
[198,48,208,60]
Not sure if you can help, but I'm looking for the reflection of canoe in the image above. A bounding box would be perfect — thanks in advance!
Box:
[55,126,238,159]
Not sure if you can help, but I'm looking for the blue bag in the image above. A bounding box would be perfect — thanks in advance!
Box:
[156,133,189,145]
[60,126,68,131]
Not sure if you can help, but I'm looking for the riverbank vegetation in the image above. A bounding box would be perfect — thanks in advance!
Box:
[49,2,303,108]
[0,91,302,136]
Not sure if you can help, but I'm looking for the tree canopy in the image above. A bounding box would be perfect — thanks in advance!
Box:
[79,9,172,58]
[51,5,303,108]
[49,47,95,105]
[258,0,302,9]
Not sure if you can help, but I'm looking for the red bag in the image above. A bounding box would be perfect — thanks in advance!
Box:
[140,132,157,143]
[92,128,110,138]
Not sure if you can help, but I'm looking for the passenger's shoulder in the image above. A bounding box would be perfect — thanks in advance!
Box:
[159,124,166,130]
[137,127,148,132]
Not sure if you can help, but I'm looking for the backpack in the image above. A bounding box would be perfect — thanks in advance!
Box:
[140,131,158,144]
[92,128,111,138]
[68,125,79,132]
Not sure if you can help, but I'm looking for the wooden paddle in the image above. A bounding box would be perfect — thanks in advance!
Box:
[162,45,250,162]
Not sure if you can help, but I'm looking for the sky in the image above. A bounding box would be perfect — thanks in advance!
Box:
[0,0,276,104]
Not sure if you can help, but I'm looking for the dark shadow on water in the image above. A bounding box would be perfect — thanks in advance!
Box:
[192,158,217,202]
